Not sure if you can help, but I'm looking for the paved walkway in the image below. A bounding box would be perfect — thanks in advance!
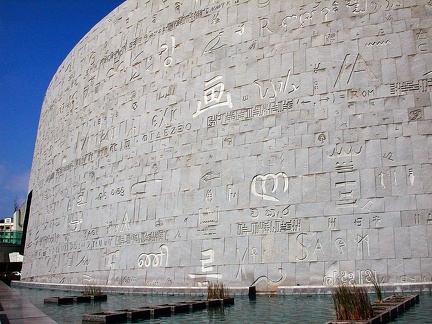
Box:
[0,280,57,323]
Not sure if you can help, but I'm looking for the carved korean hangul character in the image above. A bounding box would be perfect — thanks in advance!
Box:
[270,102,278,114]
[245,107,253,119]
[389,82,400,95]
[237,222,249,236]
[260,220,272,233]
[261,103,270,115]
[292,218,301,232]
[252,105,261,117]
[237,109,246,120]
[279,220,289,232]
[273,220,281,233]
[224,111,234,123]
[250,222,259,234]
[132,233,140,243]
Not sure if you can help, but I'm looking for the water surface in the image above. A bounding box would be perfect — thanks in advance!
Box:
[14,287,432,323]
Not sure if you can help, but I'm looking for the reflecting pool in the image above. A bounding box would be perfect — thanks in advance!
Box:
[13,287,432,323]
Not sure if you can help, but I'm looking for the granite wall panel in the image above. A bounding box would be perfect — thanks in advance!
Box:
[22,0,432,291]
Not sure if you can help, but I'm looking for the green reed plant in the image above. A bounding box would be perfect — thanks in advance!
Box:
[332,285,373,320]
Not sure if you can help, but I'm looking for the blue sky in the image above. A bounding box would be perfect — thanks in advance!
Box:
[0,0,124,219]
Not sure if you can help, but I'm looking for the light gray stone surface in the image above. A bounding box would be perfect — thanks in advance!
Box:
[22,0,432,292]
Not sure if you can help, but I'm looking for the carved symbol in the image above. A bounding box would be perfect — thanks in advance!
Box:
[211,13,221,24]
[383,152,394,161]
[408,108,423,121]
[335,238,346,254]
[378,171,390,189]
[198,207,219,226]
[281,15,298,32]
[200,249,214,272]
[250,247,258,263]
[354,217,362,227]
[76,254,90,267]
[362,200,373,211]
[365,40,391,47]
[76,192,87,206]
[299,11,315,27]
[235,24,244,35]
[249,267,285,287]
[131,179,162,194]
[328,217,337,228]
[203,32,225,54]
[335,161,354,173]
[295,233,308,261]
[69,219,82,232]
[257,0,270,7]
[251,209,259,218]
[372,215,381,226]
[258,17,273,36]
[318,133,326,144]
[334,53,378,87]
[327,144,363,157]
[408,168,415,186]
[236,248,248,280]
[205,190,214,203]
[357,234,370,256]
[251,172,288,202]
[313,63,325,73]
[321,7,330,21]
[201,171,221,183]
[155,219,163,227]
[193,75,232,118]
[227,185,236,201]
[159,36,177,67]
[130,51,143,81]
[137,244,168,268]
[254,69,297,100]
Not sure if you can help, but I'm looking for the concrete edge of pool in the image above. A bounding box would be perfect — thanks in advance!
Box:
[11,281,432,296]
[0,281,57,323]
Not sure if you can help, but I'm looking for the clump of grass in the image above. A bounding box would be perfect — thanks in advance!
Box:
[207,282,229,299]
[332,285,373,320]
[369,274,383,303]
[83,284,102,296]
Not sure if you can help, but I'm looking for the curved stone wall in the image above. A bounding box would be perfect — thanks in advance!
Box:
[22,0,432,290]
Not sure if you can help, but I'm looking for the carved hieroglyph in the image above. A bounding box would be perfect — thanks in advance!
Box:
[22,0,432,290]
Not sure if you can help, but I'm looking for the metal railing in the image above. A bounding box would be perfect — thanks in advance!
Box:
[0,231,23,245]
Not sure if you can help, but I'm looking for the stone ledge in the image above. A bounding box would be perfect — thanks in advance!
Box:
[12,281,250,296]
[13,281,432,296]
[278,282,432,295]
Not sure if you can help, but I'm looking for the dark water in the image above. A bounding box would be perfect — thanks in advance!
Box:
[13,287,432,323]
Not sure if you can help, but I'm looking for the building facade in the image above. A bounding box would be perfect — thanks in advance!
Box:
[22,0,432,291]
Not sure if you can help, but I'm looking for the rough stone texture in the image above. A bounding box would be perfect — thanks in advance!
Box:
[22,0,432,291]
